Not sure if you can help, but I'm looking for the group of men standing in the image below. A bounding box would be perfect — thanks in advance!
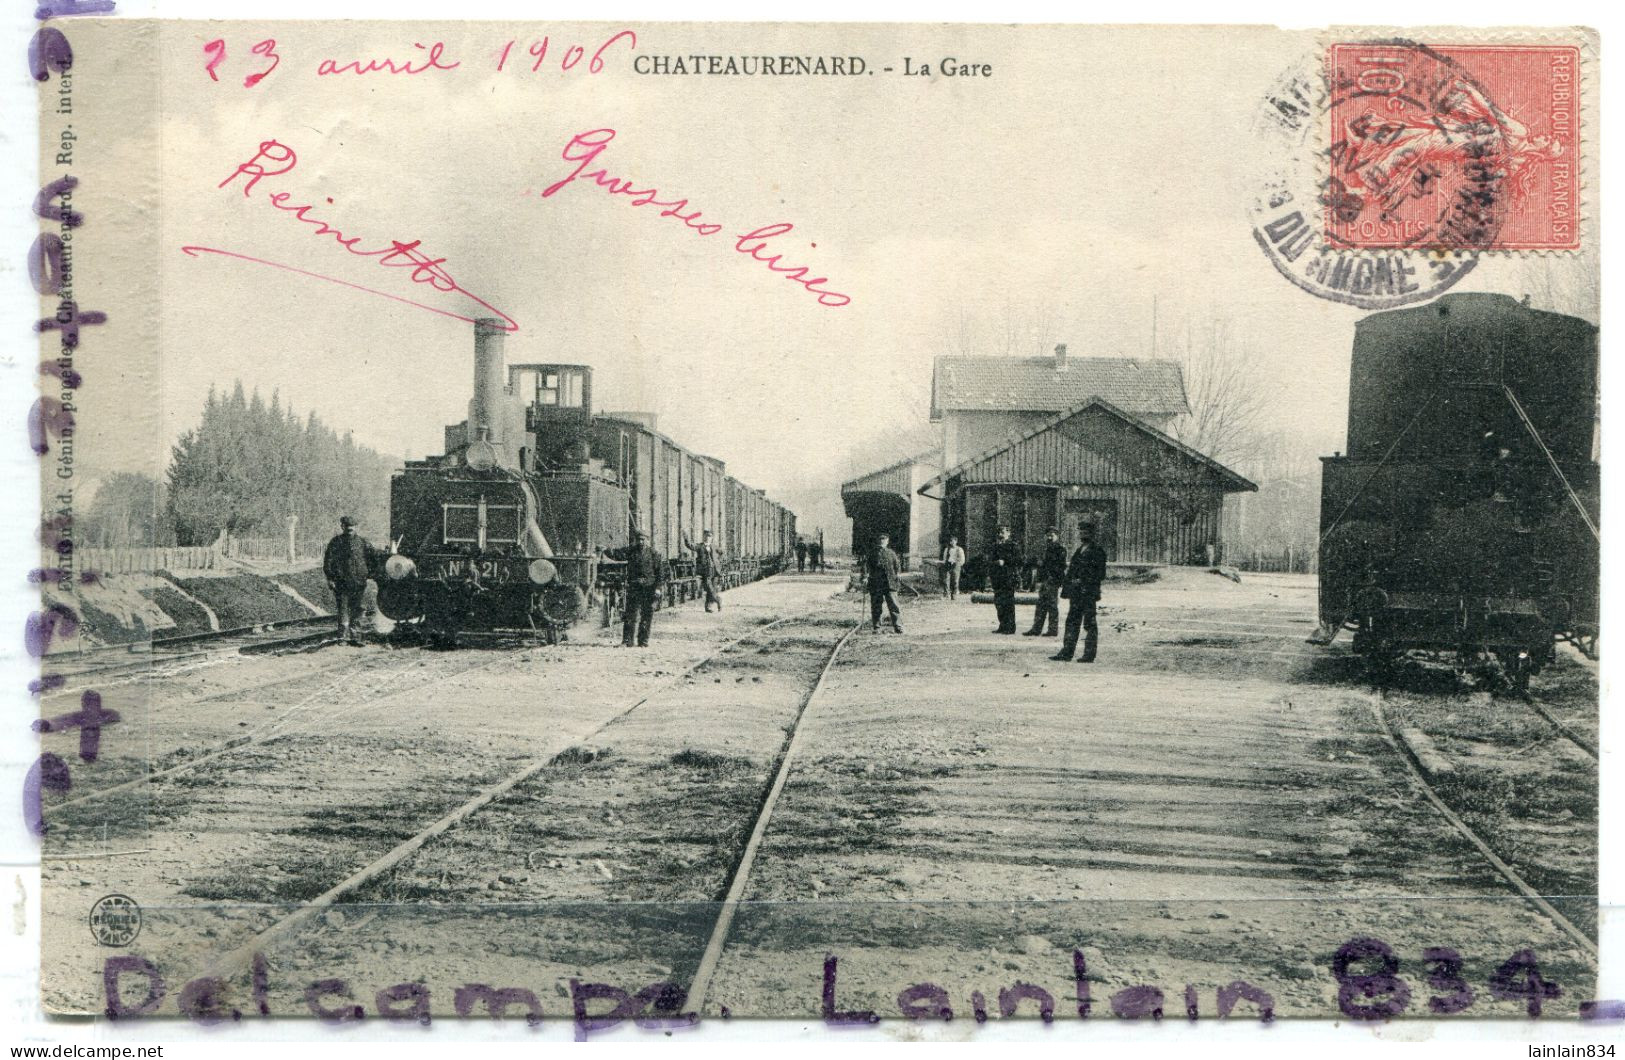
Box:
[867,523,1106,662]
[604,528,724,647]
[795,538,825,572]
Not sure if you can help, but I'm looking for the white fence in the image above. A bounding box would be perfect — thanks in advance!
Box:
[77,546,221,574]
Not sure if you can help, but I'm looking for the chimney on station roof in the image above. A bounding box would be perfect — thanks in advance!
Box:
[1054,343,1068,371]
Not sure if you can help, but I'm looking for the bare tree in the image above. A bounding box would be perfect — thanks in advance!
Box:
[940,297,1058,359]
[1166,314,1276,469]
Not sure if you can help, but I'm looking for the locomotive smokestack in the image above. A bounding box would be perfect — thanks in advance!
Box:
[468,318,510,465]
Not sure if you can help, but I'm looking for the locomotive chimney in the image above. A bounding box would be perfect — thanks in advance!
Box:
[468,318,510,465]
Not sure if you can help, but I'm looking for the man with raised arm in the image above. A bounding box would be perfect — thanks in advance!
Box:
[323,515,383,646]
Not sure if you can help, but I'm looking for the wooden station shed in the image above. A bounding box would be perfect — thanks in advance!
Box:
[917,397,1257,566]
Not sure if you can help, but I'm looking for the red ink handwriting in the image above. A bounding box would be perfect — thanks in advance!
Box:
[317,42,459,77]
[541,129,722,236]
[541,129,850,308]
[244,39,280,87]
[496,30,634,75]
[734,224,851,308]
[200,38,280,87]
[202,38,225,81]
[192,139,515,330]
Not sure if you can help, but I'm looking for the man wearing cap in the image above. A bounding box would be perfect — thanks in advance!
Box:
[683,528,724,613]
[987,525,1024,634]
[606,530,667,646]
[1052,523,1108,663]
[1024,527,1069,638]
[865,533,904,633]
[323,516,384,646]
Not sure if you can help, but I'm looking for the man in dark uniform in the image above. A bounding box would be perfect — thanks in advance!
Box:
[1052,523,1108,662]
[1024,527,1068,637]
[607,530,666,646]
[683,528,723,613]
[795,539,808,572]
[865,533,904,634]
[323,515,383,646]
[988,525,1024,634]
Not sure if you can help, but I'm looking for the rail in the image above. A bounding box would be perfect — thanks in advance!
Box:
[197,609,827,981]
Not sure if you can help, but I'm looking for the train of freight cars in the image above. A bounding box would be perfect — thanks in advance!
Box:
[374,319,796,643]
[1315,293,1599,689]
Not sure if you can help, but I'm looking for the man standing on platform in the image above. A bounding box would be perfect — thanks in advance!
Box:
[988,525,1024,634]
[795,538,808,572]
[1052,523,1108,663]
[323,516,383,646]
[1024,527,1068,637]
[683,528,723,613]
[940,535,966,600]
[606,530,666,647]
[865,533,904,634]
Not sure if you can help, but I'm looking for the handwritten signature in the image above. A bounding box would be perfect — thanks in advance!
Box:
[541,128,851,308]
[184,139,516,330]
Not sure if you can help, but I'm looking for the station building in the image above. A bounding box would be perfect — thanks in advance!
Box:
[842,344,1256,569]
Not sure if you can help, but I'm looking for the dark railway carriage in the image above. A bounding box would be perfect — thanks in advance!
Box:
[1316,294,1599,686]
[376,319,795,643]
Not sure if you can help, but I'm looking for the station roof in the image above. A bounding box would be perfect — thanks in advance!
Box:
[840,450,938,498]
[930,355,1189,420]
[917,396,1256,497]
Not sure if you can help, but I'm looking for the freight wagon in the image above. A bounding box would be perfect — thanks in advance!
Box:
[377,320,795,644]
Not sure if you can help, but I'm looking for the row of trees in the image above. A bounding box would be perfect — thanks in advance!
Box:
[80,382,398,555]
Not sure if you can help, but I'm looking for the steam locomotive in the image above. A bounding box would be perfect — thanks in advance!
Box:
[1315,293,1599,688]
[375,319,796,642]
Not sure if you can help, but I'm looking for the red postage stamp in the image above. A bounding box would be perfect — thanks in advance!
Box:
[1324,43,1581,251]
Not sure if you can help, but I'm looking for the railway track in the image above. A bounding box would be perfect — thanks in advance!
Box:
[1368,690,1598,967]
[42,615,339,686]
[195,607,861,984]
[42,649,484,816]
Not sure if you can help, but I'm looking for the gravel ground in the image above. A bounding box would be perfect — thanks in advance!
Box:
[38,569,1596,1023]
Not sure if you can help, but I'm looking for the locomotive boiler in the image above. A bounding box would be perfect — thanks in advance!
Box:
[1315,293,1599,688]
[376,319,796,643]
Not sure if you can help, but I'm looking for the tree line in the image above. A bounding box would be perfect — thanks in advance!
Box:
[80,382,398,555]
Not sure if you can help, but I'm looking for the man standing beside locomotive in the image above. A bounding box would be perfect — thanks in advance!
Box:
[865,533,904,634]
[988,525,1024,634]
[606,529,667,646]
[1052,523,1108,663]
[683,528,724,613]
[1024,527,1068,638]
[323,515,384,646]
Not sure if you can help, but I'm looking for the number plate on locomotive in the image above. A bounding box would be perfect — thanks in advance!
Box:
[434,557,515,585]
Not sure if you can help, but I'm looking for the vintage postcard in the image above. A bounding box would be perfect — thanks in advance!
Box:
[19,12,1611,1036]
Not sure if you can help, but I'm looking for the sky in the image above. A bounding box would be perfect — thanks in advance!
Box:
[54,20,1598,501]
